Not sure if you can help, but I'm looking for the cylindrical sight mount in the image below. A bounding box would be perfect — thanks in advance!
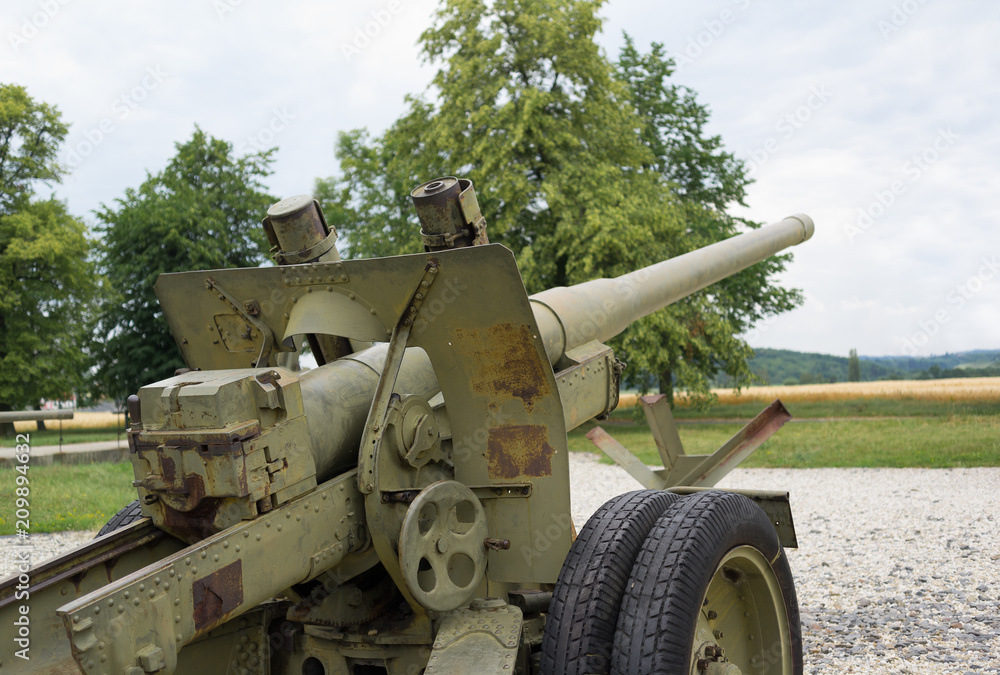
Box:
[263,195,340,264]
[410,176,489,251]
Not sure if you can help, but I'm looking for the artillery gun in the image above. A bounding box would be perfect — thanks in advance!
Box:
[0,176,813,675]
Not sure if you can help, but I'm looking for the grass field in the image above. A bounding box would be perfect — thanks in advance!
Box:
[570,415,1000,469]
[582,377,1000,469]
[0,462,135,535]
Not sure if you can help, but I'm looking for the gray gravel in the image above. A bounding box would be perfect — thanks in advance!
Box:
[570,454,1000,674]
[4,458,999,673]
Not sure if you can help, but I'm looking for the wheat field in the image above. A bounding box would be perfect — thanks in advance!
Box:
[620,376,1000,407]
[13,411,126,432]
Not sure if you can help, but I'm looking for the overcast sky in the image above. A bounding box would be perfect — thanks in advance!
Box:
[3,0,998,359]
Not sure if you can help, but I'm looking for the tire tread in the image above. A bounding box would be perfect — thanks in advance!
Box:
[95,500,145,538]
[540,490,681,675]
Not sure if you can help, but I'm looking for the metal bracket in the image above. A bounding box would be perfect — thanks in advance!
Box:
[357,260,440,495]
[553,341,620,430]
[279,261,350,286]
[204,276,276,367]
[273,229,339,265]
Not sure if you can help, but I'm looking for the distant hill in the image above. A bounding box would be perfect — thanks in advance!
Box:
[714,348,1000,386]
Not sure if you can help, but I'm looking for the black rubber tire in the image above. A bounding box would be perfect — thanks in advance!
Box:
[539,490,682,675]
[95,500,146,538]
[611,490,802,675]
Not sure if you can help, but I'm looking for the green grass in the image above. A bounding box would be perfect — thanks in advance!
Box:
[570,415,1000,469]
[0,426,124,447]
[0,462,135,535]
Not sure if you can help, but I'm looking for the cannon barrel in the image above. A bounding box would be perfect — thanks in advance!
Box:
[529,213,814,364]
[298,214,813,478]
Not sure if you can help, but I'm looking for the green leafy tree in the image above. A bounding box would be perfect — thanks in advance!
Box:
[93,128,275,405]
[0,84,98,437]
[316,0,803,404]
[613,36,801,403]
[848,348,860,382]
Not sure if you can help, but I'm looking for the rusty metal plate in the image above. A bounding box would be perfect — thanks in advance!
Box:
[487,424,554,479]
[193,560,244,630]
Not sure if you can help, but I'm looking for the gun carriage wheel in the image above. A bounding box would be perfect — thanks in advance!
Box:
[540,490,681,675]
[613,491,802,675]
[95,499,146,537]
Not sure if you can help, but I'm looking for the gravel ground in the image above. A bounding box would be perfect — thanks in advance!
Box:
[3,457,998,673]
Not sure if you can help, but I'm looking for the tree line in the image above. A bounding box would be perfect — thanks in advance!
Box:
[727,348,1000,386]
[0,0,804,437]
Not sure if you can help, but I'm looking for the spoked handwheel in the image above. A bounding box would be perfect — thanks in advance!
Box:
[398,481,488,612]
[612,491,802,675]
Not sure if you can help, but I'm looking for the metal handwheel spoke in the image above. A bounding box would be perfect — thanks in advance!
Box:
[399,481,488,612]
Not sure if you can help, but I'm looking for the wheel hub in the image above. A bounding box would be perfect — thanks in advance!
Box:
[693,545,792,675]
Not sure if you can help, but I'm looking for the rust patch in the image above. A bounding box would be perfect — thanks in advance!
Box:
[159,491,221,543]
[160,455,177,485]
[487,424,554,479]
[104,558,117,583]
[454,323,551,410]
[70,571,84,594]
[193,559,244,632]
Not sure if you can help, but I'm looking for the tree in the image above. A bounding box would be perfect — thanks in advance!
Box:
[316,0,803,404]
[847,348,860,382]
[611,36,801,403]
[92,128,275,405]
[0,84,98,437]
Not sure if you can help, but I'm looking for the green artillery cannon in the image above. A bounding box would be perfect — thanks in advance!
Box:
[0,176,813,674]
